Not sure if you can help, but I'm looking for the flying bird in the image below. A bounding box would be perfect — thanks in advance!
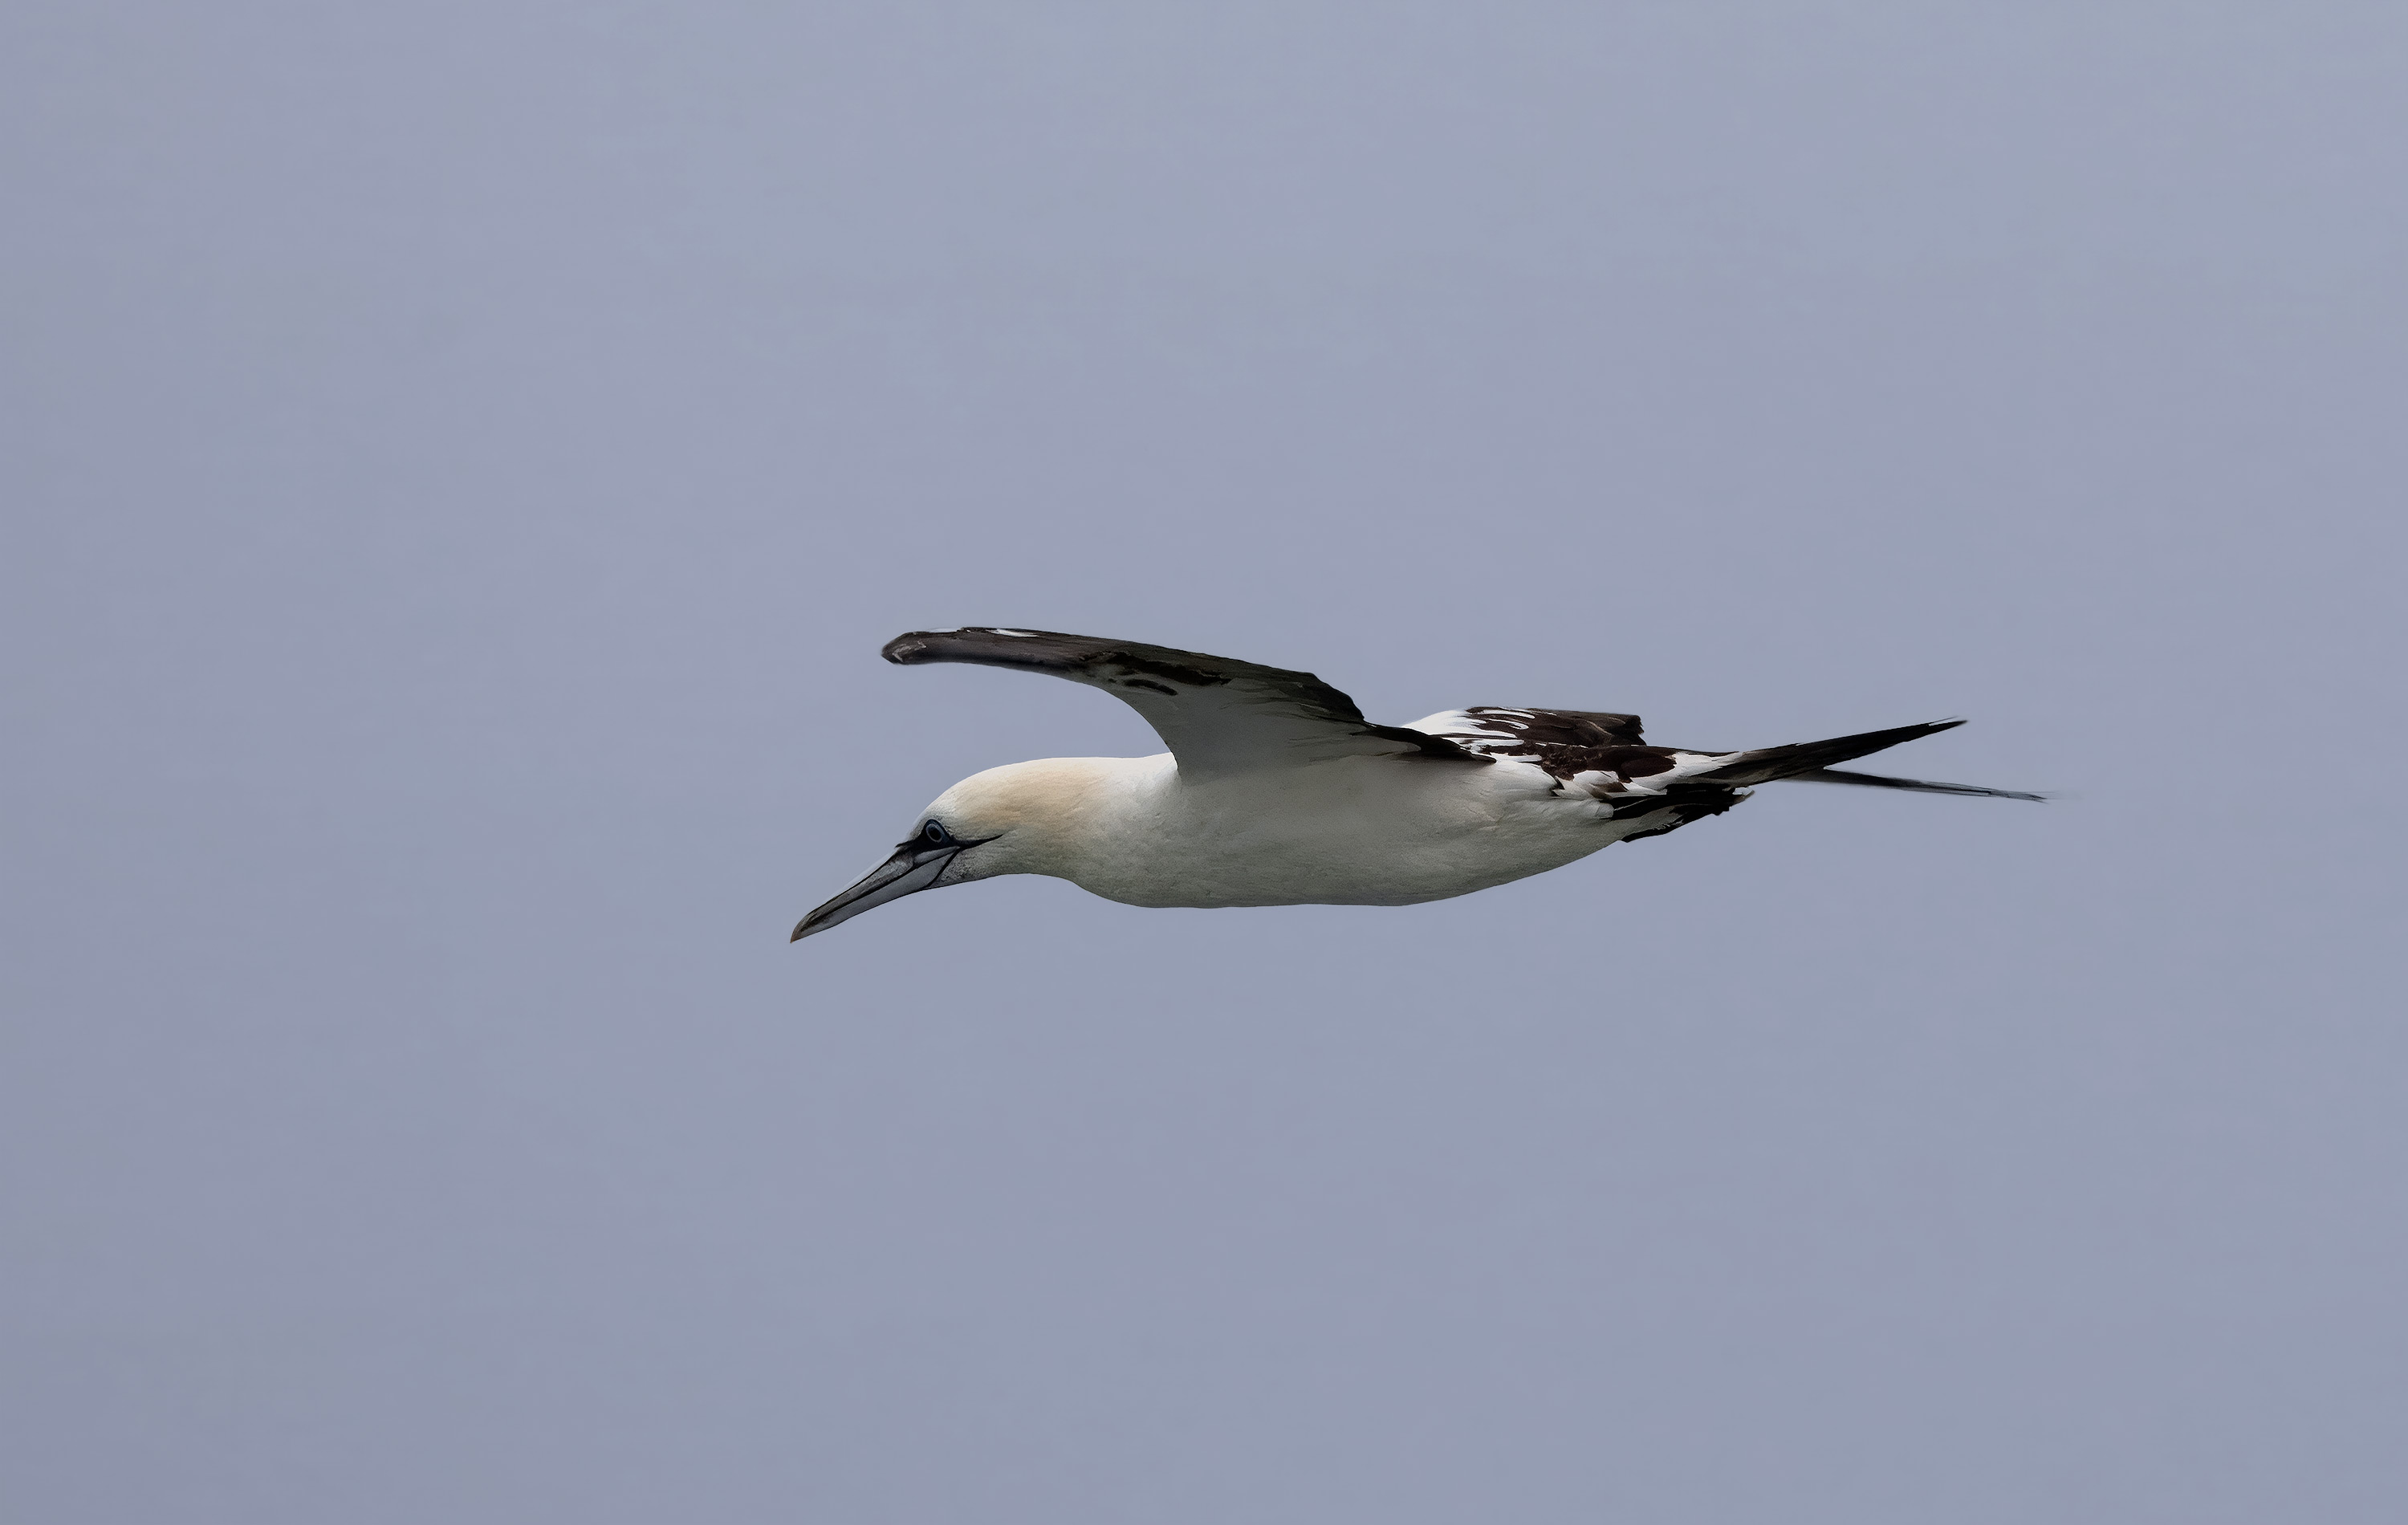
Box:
[791,628,2039,941]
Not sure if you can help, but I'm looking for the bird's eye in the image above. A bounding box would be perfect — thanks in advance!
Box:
[921,820,949,845]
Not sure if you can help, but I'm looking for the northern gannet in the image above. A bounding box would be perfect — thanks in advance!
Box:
[791,628,2039,941]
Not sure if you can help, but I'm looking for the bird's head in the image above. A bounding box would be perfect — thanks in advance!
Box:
[788,758,1111,941]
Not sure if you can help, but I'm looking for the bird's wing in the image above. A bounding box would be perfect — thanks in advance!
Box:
[1409,706,1736,787]
[1410,706,1749,799]
[882,628,1489,777]
[1410,706,1654,770]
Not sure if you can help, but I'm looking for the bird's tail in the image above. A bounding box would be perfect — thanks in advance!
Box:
[1701,719,2043,800]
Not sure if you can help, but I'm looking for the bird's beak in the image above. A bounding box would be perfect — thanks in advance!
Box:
[790,843,963,941]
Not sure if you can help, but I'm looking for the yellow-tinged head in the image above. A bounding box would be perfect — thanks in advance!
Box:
[788,757,1136,941]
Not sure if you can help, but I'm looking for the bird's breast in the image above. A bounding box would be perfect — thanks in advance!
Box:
[1056,756,1613,909]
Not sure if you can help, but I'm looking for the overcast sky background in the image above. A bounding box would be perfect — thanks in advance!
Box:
[6,3,2406,1521]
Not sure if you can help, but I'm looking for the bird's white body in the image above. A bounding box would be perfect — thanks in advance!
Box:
[932,746,1649,909]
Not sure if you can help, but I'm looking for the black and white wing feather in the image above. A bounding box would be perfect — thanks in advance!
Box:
[1416,707,2040,801]
[882,628,1487,778]
[1410,707,1756,838]
[1411,706,1690,787]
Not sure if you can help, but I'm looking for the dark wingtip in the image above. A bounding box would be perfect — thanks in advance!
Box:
[882,628,1070,665]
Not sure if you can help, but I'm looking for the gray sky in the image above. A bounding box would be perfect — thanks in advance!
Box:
[6,3,2405,1520]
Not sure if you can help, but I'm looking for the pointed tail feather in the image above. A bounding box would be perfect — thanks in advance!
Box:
[1789,767,2044,801]
[1702,719,1967,785]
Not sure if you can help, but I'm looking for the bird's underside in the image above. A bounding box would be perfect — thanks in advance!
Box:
[791,628,2038,940]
